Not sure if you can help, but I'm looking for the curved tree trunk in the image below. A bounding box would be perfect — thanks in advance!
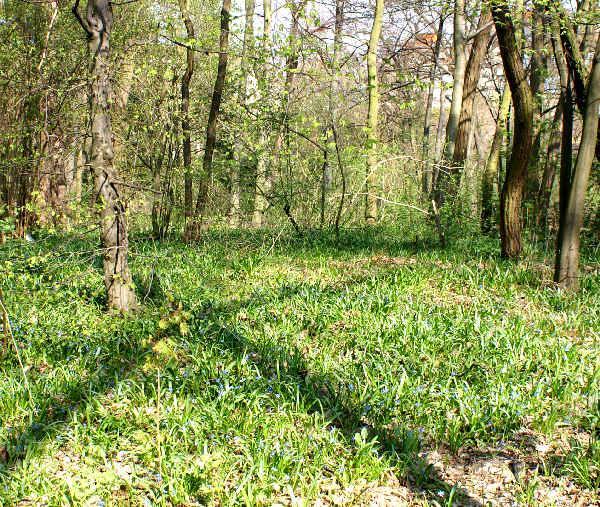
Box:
[492,0,534,259]
[365,0,384,224]
[73,0,137,311]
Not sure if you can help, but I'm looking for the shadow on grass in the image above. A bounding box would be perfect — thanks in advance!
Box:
[0,227,504,504]
[186,295,485,506]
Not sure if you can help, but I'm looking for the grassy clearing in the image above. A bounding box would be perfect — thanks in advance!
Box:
[0,228,598,506]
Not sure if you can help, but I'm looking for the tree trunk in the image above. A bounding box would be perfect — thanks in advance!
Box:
[229,0,255,227]
[452,9,493,168]
[492,0,534,259]
[365,0,384,224]
[251,0,272,228]
[421,12,445,196]
[73,0,137,311]
[525,4,547,200]
[554,35,599,290]
[552,22,574,278]
[321,0,344,226]
[178,0,195,239]
[432,83,448,190]
[535,100,562,235]
[190,0,231,237]
[554,0,600,161]
[481,85,511,233]
[434,0,466,208]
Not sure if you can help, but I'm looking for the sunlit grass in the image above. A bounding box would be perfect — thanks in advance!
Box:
[0,227,598,505]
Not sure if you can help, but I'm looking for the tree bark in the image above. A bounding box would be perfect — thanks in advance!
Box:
[73,0,137,311]
[229,0,255,227]
[365,0,384,224]
[481,85,511,233]
[251,0,272,228]
[453,9,493,168]
[421,12,445,196]
[492,0,534,259]
[190,0,231,237]
[178,0,195,238]
[535,100,562,235]
[321,0,344,226]
[554,34,600,290]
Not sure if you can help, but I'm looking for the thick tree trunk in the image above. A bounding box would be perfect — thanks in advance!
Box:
[365,0,384,224]
[554,35,600,290]
[178,0,195,239]
[74,0,137,311]
[190,0,231,237]
[421,12,445,196]
[492,0,534,259]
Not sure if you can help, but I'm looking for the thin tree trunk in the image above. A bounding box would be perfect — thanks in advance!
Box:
[421,12,445,196]
[481,85,511,233]
[492,0,534,259]
[191,0,231,237]
[444,0,466,160]
[251,0,272,228]
[553,22,574,280]
[434,0,466,207]
[526,4,547,200]
[365,0,384,224]
[321,0,344,227]
[554,0,600,161]
[73,0,137,311]
[230,0,255,227]
[555,35,600,290]
[432,84,448,190]
[535,100,562,235]
[178,0,195,239]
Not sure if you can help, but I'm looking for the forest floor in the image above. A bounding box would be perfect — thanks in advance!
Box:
[0,227,598,506]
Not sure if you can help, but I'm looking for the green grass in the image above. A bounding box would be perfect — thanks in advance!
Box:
[0,227,598,505]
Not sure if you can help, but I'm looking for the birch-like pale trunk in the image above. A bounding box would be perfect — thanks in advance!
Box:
[365,0,384,224]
